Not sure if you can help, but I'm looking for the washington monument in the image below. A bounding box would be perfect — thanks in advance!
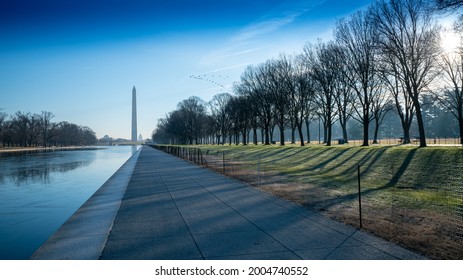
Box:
[131,86,137,142]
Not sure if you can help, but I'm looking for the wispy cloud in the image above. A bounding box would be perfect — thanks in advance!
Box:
[199,0,326,80]
[231,0,326,43]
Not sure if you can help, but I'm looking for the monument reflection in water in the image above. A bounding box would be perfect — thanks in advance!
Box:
[0,146,139,259]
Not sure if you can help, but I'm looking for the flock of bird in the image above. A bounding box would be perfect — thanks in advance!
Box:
[189,74,230,88]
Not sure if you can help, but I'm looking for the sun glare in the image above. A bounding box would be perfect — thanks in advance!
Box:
[441,30,461,53]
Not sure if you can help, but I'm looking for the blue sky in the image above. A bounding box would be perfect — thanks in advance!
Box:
[1,0,373,139]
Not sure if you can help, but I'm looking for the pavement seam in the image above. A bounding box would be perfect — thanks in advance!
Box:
[180,163,304,260]
[320,229,398,260]
[231,182,360,237]
[154,162,206,260]
[167,152,408,259]
[191,167,406,260]
[184,156,424,260]
[164,152,415,260]
[177,151,360,237]
[204,249,298,260]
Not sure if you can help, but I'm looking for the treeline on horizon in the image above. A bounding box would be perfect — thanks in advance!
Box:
[152,0,463,147]
[0,110,97,148]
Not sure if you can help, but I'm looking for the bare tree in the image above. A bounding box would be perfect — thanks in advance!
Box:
[0,110,97,147]
[291,54,317,146]
[435,47,463,144]
[234,81,261,145]
[380,56,416,143]
[373,0,441,147]
[335,9,382,146]
[238,95,253,145]
[0,112,7,146]
[209,93,232,145]
[304,41,339,146]
[163,111,189,144]
[303,109,317,144]
[152,116,174,144]
[278,55,298,145]
[331,44,355,144]
[267,56,293,146]
[434,0,463,10]
[80,126,97,145]
[334,80,355,143]
[226,95,252,145]
[177,96,208,144]
[10,111,31,147]
[239,64,275,145]
[153,96,209,145]
[371,91,394,144]
[27,113,41,147]
[434,0,463,30]
[39,111,58,147]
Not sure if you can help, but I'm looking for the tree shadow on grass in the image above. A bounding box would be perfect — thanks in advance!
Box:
[306,148,351,171]
[385,148,417,188]
[308,148,418,210]
[315,148,384,176]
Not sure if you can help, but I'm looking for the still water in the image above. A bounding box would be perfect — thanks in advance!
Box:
[0,146,139,259]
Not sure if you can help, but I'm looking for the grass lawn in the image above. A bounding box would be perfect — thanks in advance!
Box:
[171,143,463,259]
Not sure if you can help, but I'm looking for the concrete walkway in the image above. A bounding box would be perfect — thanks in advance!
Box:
[32,146,425,260]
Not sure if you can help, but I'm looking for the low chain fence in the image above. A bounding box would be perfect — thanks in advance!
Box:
[151,144,462,259]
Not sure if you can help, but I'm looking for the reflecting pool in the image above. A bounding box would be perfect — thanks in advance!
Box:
[0,146,139,259]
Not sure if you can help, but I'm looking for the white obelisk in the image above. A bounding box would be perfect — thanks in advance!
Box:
[131,86,137,142]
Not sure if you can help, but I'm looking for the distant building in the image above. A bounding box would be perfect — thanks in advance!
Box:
[98,135,113,146]
[138,133,143,142]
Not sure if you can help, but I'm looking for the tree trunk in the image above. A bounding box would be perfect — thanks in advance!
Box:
[372,118,380,144]
[297,123,305,146]
[340,116,348,143]
[279,123,285,146]
[290,118,296,144]
[323,123,327,144]
[402,123,411,144]
[305,119,311,144]
[322,127,326,144]
[326,121,332,146]
[291,127,296,144]
[414,101,427,147]
[362,114,369,146]
[342,124,348,144]
[264,124,270,145]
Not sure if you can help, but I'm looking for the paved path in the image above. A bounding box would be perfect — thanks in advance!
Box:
[32,146,425,260]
